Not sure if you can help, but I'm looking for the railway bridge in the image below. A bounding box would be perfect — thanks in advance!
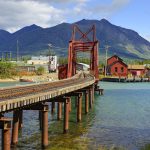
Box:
[0,25,103,149]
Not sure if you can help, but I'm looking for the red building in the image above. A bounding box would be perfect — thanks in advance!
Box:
[107,55,128,77]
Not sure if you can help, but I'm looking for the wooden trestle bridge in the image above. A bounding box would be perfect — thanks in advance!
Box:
[0,25,103,149]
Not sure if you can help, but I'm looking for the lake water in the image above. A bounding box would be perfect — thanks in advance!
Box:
[1,82,150,150]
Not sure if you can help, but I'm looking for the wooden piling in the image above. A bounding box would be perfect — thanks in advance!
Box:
[0,118,11,150]
[89,87,93,109]
[11,110,19,146]
[19,110,23,129]
[63,98,69,133]
[2,127,11,150]
[57,102,62,120]
[92,85,95,103]
[39,111,42,130]
[51,101,55,114]
[77,93,82,122]
[85,90,89,114]
[69,98,71,112]
[41,105,49,148]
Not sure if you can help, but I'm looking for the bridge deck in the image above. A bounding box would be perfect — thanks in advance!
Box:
[0,73,95,113]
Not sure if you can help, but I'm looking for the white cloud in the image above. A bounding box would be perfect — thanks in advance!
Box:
[0,0,131,32]
[0,0,65,32]
[73,0,130,18]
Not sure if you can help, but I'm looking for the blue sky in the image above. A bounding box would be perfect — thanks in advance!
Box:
[0,0,149,41]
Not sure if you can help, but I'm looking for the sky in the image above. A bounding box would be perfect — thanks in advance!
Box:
[0,0,149,41]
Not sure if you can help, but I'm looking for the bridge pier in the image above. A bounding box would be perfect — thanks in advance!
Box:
[77,93,82,122]
[41,105,49,148]
[0,117,12,150]
[69,98,72,112]
[39,111,42,130]
[19,110,23,129]
[11,110,20,146]
[92,85,95,103]
[85,90,89,114]
[89,87,93,109]
[57,102,62,120]
[51,101,55,114]
[63,98,70,133]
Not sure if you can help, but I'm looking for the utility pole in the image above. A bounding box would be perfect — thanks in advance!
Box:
[9,51,12,61]
[48,44,52,73]
[16,40,19,62]
[105,45,110,77]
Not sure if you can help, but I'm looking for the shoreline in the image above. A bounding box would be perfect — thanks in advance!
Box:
[0,73,58,83]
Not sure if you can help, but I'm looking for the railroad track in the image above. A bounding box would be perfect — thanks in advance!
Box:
[0,73,94,101]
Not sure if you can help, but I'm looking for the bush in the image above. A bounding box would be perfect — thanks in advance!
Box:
[36,66,45,75]
[0,62,17,78]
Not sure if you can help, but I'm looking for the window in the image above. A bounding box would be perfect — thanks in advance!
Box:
[115,67,118,72]
[121,67,124,73]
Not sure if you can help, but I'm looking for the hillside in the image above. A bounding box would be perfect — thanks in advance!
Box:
[0,19,150,59]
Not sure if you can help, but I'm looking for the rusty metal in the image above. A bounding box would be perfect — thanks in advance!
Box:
[0,118,12,150]
[67,24,99,82]
[58,64,68,80]
[41,105,49,148]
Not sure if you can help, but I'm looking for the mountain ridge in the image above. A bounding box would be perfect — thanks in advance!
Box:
[0,19,150,59]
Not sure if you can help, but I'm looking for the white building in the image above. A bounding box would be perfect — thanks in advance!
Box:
[27,55,58,72]
[77,63,90,71]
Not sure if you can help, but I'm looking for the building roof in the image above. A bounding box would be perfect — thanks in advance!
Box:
[108,60,128,67]
[107,55,123,61]
[128,65,145,70]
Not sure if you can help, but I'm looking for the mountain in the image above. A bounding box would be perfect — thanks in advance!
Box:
[0,19,150,59]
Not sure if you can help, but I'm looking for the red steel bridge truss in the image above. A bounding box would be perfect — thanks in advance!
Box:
[67,24,99,82]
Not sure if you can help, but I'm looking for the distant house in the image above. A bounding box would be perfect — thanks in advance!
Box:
[16,66,35,72]
[107,55,128,77]
[76,63,90,71]
[128,65,145,77]
[27,55,57,72]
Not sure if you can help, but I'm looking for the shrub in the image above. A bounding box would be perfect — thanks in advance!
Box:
[36,66,45,75]
[0,62,17,79]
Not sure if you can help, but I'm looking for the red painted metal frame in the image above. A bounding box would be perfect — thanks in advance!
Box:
[67,24,99,82]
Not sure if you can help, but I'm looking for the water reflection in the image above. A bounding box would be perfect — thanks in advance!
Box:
[0,82,150,150]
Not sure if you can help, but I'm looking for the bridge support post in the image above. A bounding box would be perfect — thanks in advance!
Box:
[92,84,95,103]
[63,98,70,133]
[11,110,20,146]
[85,90,89,114]
[75,97,78,108]
[41,105,49,148]
[57,102,62,120]
[89,87,93,109]
[19,110,23,129]
[0,117,11,150]
[69,98,72,112]
[51,102,55,114]
[39,111,42,130]
[77,93,82,122]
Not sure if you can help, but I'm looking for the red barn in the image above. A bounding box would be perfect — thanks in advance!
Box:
[107,55,128,77]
